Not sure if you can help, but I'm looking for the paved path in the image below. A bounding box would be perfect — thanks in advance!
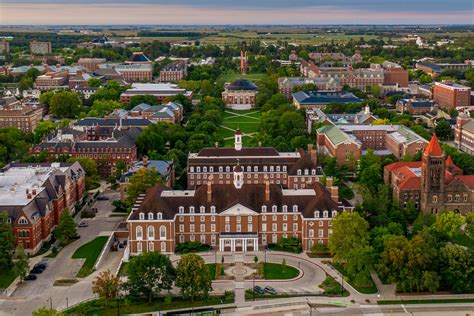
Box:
[0,191,124,316]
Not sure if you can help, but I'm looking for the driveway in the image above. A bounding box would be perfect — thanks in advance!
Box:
[0,190,125,316]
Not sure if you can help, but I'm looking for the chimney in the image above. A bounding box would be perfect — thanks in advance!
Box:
[207,175,213,203]
[264,175,270,201]
[330,186,339,203]
[326,176,334,189]
[307,143,317,164]
[32,189,37,195]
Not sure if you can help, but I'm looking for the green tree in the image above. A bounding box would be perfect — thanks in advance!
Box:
[88,99,122,117]
[129,95,159,108]
[126,252,175,303]
[115,160,127,178]
[32,306,63,316]
[67,158,100,190]
[431,211,465,240]
[33,121,58,143]
[55,208,77,246]
[434,120,452,140]
[13,243,29,281]
[292,83,318,93]
[0,212,15,270]
[126,168,162,206]
[92,270,122,309]
[87,78,102,88]
[439,244,473,293]
[49,91,82,118]
[39,91,55,107]
[176,253,212,301]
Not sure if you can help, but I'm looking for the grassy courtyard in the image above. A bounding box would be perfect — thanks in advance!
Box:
[219,109,261,147]
[216,72,267,87]
[72,236,109,278]
[0,268,19,289]
[264,262,300,280]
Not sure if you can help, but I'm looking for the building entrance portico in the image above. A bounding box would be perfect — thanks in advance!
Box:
[219,233,259,252]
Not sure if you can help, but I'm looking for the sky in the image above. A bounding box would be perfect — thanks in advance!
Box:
[1,0,473,25]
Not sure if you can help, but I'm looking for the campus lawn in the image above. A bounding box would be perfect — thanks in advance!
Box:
[72,236,109,278]
[0,268,19,289]
[331,262,378,294]
[264,262,299,280]
[320,275,350,296]
[67,295,235,316]
[217,72,267,86]
[118,262,129,277]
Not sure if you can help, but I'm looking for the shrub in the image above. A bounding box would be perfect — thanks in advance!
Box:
[175,241,211,254]
[268,237,302,253]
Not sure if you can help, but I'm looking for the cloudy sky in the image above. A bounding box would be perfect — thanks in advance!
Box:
[1,0,473,25]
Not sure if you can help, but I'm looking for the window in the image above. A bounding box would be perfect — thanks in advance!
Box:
[262,215,266,221]
[272,215,277,221]
[309,229,314,238]
[179,206,184,213]
[293,214,298,220]
[200,235,206,244]
[455,195,460,202]
[149,242,154,251]
[201,216,205,222]
[157,213,162,220]
[210,167,214,172]
[179,216,184,222]
[262,223,267,231]
[211,216,216,222]
[262,234,267,244]
[225,224,230,232]
[319,221,323,227]
[190,206,195,213]
[200,206,205,213]
[211,206,216,213]
[190,216,194,222]
[179,224,184,232]
[139,213,144,220]
[283,223,288,231]
[432,195,438,203]
[179,235,184,243]
[136,226,143,240]
[248,223,253,231]
[254,166,258,172]
[318,229,324,237]
[282,205,288,212]
[236,224,241,232]
[200,224,205,232]
[293,223,298,231]
[161,242,166,252]
[148,226,155,240]
[160,226,166,240]
[190,224,195,233]
[272,205,277,212]
[248,215,253,222]
[293,205,298,212]
[137,242,142,253]
[148,213,153,220]
[283,215,287,221]
[225,216,230,222]
[323,211,328,218]
[297,169,302,175]
[190,235,195,241]
[237,216,241,223]
[190,167,194,172]
[262,205,267,213]
[272,234,277,243]
[272,223,277,232]
[332,211,338,218]
[211,224,216,232]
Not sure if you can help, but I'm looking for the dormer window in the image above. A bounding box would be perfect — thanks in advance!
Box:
[209,167,214,172]
[293,205,298,212]
[311,169,316,175]
[18,217,28,225]
[226,166,230,172]
[211,206,216,213]
[276,166,280,172]
[196,167,201,172]
[323,211,328,218]
[203,167,207,172]
[190,167,194,173]
[332,210,338,218]
[263,166,268,172]
[219,166,223,172]
[270,166,274,172]
[262,205,267,213]
[200,206,205,213]
[148,213,153,220]
[304,169,309,175]
[314,211,320,218]
[247,166,251,172]
[179,206,184,214]
[254,166,258,172]
[297,169,302,175]
[157,212,162,220]
[283,166,287,172]
[139,213,145,220]
[282,205,288,212]
[272,205,277,212]
[190,206,195,213]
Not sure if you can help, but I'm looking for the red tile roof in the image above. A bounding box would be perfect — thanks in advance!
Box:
[399,177,421,190]
[424,134,443,156]
[445,155,463,173]
[458,175,474,189]
[384,161,422,172]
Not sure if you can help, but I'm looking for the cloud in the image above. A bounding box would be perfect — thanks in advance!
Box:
[1,1,473,25]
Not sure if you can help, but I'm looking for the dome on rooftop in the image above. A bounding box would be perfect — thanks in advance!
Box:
[226,78,257,91]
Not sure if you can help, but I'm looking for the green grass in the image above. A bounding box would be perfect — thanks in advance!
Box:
[264,262,300,280]
[118,262,129,277]
[218,108,261,146]
[72,236,109,278]
[320,275,350,296]
[68,296,235,316]
[217,72,267,87]
[452,232,473,248]
[378,298,474,305]
[331,262,378,294]
[0,268,19,289]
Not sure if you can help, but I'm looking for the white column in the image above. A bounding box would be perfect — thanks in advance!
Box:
[231,239,235,252]
[243,239,247,252]
[219,239,223,252]
[254,238,259,251]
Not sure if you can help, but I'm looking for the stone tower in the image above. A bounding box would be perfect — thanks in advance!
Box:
[420,134,446,213]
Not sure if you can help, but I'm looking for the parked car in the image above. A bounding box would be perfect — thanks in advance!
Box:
[253,286,265,294]
[97,196,109,201]
[24,274,37,281]
[30,267,44,274]
[264,286,277,295]
[78,221,88,227]
[33,263,47,271]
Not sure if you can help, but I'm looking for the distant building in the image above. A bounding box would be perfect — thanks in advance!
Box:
[71,86,98,99]
[35,69,69,91]
[240,50,248,75]
[68,70,95,89]
[278,77,342,98]
[120,83,192,103]
[384,135,474,214]
[0,41,9,54]
[0,162,85,254]
[316,125,428,167]
[74,117,153,130]
[433,81,471,109]
[454,114,474,155]
[159,63,187,82]
[382,62,408,87]
[31,127,140,177]
[396,98,435,115]
[30,41,52,55]
[222,79,257,110]
[76,58,106,71]
[306,106,376,133]
[119,157,175,201]
[292,91,361,110]
[0,98,43,132]
[416,62,472,77]
[126,52,152,65]
[128,102,183,123]
[113,64,153,82]
[309,50,362,65]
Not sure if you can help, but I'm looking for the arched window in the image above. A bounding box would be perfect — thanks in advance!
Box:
[323,211,328,218]
[136,226,143,240]
[282,205,288,212]
[332,210,338,218]
[157,212,162,220]
[262,205,267,213]
[160,226,167,240]
[139,213,145,220]
[18,217,28,225]
[210,206,216,213]
[272,205,277,212]
[148,226,154,240]
[148,212,153,220]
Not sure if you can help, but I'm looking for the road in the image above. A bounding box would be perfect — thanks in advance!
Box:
[0,190,125,316]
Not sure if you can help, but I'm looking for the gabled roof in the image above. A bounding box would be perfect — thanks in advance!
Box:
[424,134,443,156]
[384,161,422,172]
[399,177,421,190]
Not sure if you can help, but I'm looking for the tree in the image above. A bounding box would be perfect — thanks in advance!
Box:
[126,252,175,302]
[32,306,63,316]
[33,121,58,143]
[126,168,162,206]
[39,91,55,107]
[329,212,373,282]
[431,211,465,240]
[176,254,212,301]
[67,158,100,190]
[13,243,29,281]
[434,120,452,140]
[129,95,158,108]
[439,244,473,293]
[115,160,127,178]
[0,212,15,270]
[92,270,121,308]
[88,99,122,117]
[88,78,102,88]
[292,83,318,93]
[49,91,82,118]
[55,208,77,246]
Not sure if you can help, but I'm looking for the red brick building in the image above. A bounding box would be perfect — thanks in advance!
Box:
[0,162,85,254]
[384,135,474,214]
[120,83,192,103]
[0,99,43,133]
[76,58,106,71]
[159,63,187,82]
[433,81,471,109]
[383,66,408,87]
[454,114,474,155]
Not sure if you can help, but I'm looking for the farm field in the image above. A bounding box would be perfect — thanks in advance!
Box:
[218,109,261,147]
